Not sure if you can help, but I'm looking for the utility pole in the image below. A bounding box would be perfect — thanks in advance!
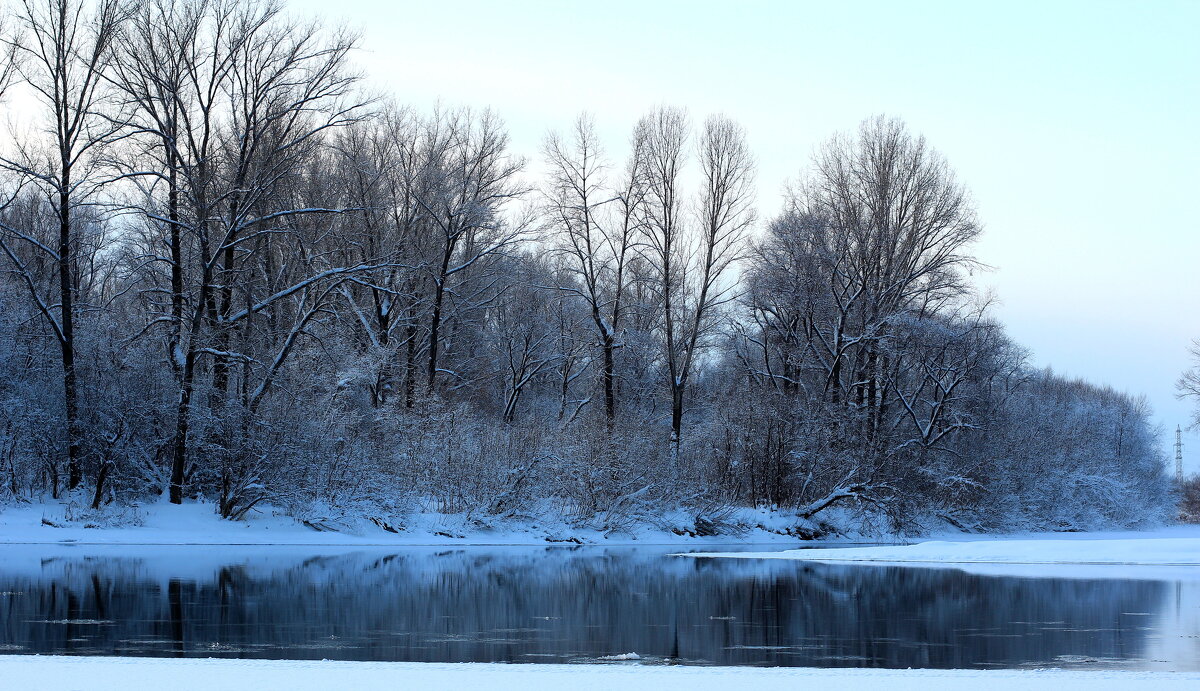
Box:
[1177,425,1185,483]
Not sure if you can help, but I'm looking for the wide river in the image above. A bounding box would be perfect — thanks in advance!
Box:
[1,544,1197,670]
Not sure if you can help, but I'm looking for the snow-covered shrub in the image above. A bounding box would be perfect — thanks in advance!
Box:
[1179,476,1200,523]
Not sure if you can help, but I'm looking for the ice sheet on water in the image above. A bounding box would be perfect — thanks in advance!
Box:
[598,652,641,661]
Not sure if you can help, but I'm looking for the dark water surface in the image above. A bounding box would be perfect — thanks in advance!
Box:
[0,544,1196,669]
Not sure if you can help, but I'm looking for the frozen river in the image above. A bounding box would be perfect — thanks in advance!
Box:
[0,544,1197,670]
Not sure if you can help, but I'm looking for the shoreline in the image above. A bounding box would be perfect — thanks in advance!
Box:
[2,655,1199,690]
[0,498,859,547]
[1,499,1188,550]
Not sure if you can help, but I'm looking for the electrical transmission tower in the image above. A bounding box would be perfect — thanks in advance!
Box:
[1177,425,1185,483]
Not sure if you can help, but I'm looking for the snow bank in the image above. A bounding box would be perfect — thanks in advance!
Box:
[685,529,1200,580]
[1,655,1198,690]
[0,499,836,546]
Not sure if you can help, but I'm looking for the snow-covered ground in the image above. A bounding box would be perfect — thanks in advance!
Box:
[686,527,1200,580]
[0,498,846,546]
[6,498,1199,557]
[2,656,1199,690]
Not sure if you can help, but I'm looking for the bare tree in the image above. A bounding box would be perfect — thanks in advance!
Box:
[0,10,19,100]
[491,259,562,423]
[114,0,369,505]
[737,116,986,511]
[638,107,688,443]
[810,116,979,418]
[542,113,644,427]
[110,0,213,377]
[111,0,246,502]
[330,106,431,408]
[639,108,753,445]
[414,107,529,393]
[0,0,129,491]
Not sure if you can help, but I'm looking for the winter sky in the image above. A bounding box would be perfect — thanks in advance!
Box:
[293,0,1198,465]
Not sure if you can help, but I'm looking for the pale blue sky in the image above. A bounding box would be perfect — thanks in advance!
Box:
[305,0,1200,466]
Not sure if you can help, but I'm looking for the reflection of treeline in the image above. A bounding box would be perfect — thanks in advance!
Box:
[0,1,1169,531]
[0,551,1166,667]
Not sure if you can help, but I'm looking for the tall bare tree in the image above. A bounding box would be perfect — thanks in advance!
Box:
[0,0,128,490]
[810,115,979,433]
[112,0,246,502]
[330,106,432,408]
[110,0,211,376]
[738,116,984,507]
[542,113,645,427]
[640,108,753,445]
[114,0,368,504]
[414,107,528,393]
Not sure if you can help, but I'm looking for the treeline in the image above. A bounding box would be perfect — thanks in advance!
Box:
[0,0,1170,532]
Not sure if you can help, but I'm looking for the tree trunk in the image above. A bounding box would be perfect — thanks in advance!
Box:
[426,248,452,391]
[427,283,443,391]
[601,333,616,428]
[403,316,417,408]
[57,181,82,491]
[670,381,684,445]
[168,154,183,370]
[168,349,196,504]
[91,459,111,509]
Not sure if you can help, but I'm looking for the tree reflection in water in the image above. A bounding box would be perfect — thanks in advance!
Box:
[0,546,1185,669]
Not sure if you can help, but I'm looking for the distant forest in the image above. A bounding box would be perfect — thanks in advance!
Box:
[0,0,1171,533]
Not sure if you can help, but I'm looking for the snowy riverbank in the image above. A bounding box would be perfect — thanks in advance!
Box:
[686,528,1200,580]
[0,498,843,546]
[2,656,1199,690]
[5,498,1196,563]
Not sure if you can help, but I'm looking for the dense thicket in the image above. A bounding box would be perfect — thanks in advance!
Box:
[0,0,1171,532]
